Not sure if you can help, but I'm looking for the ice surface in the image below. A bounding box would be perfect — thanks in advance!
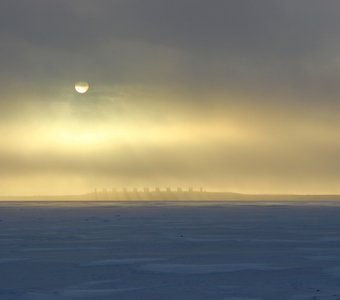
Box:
[1,201,340,299]
[223,298,259,300]
[83,258,165,266]
[139,263,290,274]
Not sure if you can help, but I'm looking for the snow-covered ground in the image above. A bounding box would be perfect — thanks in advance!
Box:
[1,201,340,299]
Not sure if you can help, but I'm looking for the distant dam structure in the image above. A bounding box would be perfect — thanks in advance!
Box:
[92,187,206,201]
[2,189,340,201]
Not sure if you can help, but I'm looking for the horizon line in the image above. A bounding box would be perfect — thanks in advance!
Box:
[0,189,340,201]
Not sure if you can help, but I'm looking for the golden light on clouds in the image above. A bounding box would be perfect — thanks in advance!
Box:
[0,84,339,197]
[2,1,340,197]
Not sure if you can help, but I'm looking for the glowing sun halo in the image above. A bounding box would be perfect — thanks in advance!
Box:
[75,81,90,94]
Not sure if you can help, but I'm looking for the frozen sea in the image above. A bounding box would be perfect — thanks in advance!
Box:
[1,201,340,300]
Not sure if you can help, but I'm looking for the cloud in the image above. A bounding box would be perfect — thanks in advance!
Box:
[1,0,340,90]
[0,1,340,194]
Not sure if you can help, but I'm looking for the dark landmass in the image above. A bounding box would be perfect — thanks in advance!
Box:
[1,190,340,201]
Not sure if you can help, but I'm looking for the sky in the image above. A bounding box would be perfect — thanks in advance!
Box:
[1,0,340,195]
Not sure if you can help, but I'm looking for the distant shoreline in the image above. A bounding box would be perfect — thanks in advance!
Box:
[1,191,340,201]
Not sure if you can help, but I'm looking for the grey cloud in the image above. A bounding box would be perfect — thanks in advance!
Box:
[1,0,340,90]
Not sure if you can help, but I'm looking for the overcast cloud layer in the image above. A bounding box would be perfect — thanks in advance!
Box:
[1,0,340,195]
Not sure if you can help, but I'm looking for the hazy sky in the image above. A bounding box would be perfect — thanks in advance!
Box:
[1,0,340,195]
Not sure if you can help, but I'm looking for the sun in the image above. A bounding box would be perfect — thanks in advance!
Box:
[75,81,90,94]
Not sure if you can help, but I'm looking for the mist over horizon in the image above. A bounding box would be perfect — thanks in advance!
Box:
[1,0,340,196]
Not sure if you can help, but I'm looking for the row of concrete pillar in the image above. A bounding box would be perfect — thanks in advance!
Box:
[94,187,205,193]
